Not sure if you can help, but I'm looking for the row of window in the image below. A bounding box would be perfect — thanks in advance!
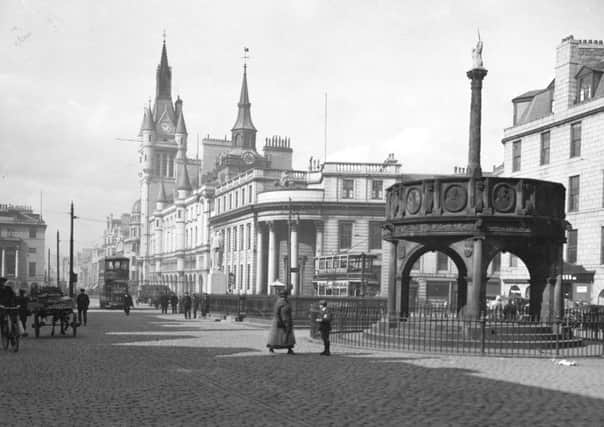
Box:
[512,122,582,172]
[216,184,253,214]
[226,263,252,291]
[223,223,253,253]
[338,221,382,251]
[153,153,175,178]
[341,179,383,200]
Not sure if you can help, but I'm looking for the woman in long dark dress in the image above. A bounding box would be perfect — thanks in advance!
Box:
[266,290,295,354]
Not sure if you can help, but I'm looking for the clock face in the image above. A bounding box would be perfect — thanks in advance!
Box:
[242,151,255,165]
[160,122,173,132]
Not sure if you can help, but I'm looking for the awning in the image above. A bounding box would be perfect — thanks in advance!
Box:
[562,261,595,283]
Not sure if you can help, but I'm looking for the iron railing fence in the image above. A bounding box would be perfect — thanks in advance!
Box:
[325,304,604,358]
[205,295,387,324]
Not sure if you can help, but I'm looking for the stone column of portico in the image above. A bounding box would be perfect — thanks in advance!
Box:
[1,248,5,276]
[267,221,276,292]
[255,223,264,295]
[290,221,298,295]
[15,249,18,280]
[387,241,398,326]
[465,237,483,319]
[315,221,323,257]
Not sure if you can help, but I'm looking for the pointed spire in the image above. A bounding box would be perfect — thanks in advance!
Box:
[157,180,168,203]
[175,96,187,135]
[156,36,172,100]
[139,105,155,136]
[231,63,256,132]
[176,152,192,191]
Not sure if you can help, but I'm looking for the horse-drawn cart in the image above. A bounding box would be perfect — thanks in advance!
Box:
[28,287,79,338]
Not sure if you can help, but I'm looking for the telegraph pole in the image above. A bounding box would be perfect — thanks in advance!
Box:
[68,201,77,298]
[56,230,60,288]
[287,198,292,294]
[47,248,50,285]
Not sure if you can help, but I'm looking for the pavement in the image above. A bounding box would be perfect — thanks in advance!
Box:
[1,307,604,426]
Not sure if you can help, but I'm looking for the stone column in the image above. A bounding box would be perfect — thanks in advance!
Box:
[255,223,264,294]
[400,274,411,318]
[540,277,555,322]
[466,67,488,178]
[315,221,323,257]
[267,221,276,293]
[290,221,298,295]
[1,248,5,276]
[466,237,483,319]
[387,241,397,326]
[15,248,19,279]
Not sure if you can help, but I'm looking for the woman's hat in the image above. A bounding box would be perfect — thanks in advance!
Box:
[319,300,327,306]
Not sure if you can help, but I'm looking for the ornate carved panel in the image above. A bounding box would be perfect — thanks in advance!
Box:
[443,185,467,213]
[406,188,422,215]
[492,183,516,213]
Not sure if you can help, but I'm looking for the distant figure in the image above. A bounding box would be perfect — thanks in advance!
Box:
[315,300,332,356]
[183,292,192,319]
[123,291,134,316]
[192,293,200,319]
[201,293,209,317]
[76,288,90,326]
[266,290,296,355]
[170,294,178,314]
[15,289,30,336]
[160,292,169,314]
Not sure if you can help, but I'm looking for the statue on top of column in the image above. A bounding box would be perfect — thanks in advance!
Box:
[472,30,484,69]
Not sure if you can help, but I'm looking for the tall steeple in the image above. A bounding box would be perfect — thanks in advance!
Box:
[153,34,176,130]
[231,49,257,150]
[156,36,172,101]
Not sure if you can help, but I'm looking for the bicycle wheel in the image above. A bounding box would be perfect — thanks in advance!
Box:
[1,321,8,350]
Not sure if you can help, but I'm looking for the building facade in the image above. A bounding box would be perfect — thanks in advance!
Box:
[128,39,403,297]
[0,204,46,289]
[501,35,604,304]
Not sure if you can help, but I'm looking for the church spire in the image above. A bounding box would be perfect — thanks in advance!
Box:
[231,48,257,149]
[155,36,172,101]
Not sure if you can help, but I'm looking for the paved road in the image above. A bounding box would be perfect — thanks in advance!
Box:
[2,308,604,426]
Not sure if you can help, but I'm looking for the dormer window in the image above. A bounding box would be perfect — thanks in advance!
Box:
[578,76,592,102]
[575,65,603,104]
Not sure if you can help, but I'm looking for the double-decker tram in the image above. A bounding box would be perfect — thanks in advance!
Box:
[312,253,379,297]
[100,256,130,309]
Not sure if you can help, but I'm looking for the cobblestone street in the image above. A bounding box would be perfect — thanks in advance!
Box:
[2,308,604,426]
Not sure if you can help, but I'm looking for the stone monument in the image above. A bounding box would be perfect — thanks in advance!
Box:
[383,37,569,322]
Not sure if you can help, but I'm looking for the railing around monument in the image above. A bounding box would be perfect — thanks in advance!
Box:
[327,303,604,358]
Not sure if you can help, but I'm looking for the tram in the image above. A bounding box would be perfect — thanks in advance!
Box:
[99,256,130,309]
[312,253,379,297]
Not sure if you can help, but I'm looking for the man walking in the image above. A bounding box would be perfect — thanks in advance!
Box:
[123,291,134,316]
[76,288,90,326]
[315,300,332,356]
[170,293,178,314]
[192,293,200,319]
[183,292,192,319]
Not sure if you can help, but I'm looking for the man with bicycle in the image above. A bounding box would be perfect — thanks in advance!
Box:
[0,277,20,346]
[0,277,16,309]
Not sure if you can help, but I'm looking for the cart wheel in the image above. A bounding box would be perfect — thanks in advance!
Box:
[10,326,19,353]
[34,315,40,338]
[72,313,77,337]
[1,321,9,350]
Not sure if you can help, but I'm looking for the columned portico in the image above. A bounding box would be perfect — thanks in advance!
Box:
[290,221,298,295]
[255,223,264,294]
[315,221,323,257]
[267,221,276,286]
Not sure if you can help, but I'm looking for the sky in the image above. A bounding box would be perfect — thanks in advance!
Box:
[1,0,603,260]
